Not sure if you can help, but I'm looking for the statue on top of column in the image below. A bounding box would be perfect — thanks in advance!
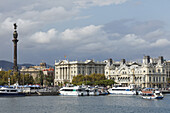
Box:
[14,23,17,30]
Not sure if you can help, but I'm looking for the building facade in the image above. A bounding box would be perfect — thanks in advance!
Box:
[20,62,54,86]
[165,61,170,87]
[105,56,167,88]
[54,60,106,85]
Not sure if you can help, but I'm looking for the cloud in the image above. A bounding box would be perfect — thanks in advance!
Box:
[74,0,129,8]
[0,0,170,64]
[21,7,78,22]
[11,19,170,63]
[150,39,170,47]
[74,15,91,20]
[30,29,58,44]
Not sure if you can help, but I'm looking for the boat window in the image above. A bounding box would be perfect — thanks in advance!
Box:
[125,89,130,91]
[10,90,17,92]
[7,90,9,92]
[61,89,74,91]
[77,89,82,91]
[0,90,5,91]
[147,94,153,96]
[112,89,126,91]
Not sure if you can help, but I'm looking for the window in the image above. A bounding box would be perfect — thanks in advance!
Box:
[89,71,91,75]
[149,77,151,82]
[153,77,155,82]
[158,69,160,73]
[163,77,165,82]
[159,77,161,82]
[163,69,165,73]
[156,77,158,82]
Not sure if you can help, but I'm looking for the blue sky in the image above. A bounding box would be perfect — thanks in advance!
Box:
[0,0,170,65]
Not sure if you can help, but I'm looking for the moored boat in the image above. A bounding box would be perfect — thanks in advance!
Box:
[86,86,100,96]
[108,84,137,95]
[59,86,88,96]
[141,88,164,99]
[0,87,25,97]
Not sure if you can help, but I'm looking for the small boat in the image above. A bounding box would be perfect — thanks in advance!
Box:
[108,84,137,95]
[59,86,88,96]
[141,88,164,99]
[98,87,108,95]
[0,87,25,97]
[86,86,100,96]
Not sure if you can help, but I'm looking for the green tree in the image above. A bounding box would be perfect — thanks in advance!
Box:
[72,73,115,86]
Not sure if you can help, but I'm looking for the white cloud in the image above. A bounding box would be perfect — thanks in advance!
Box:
[121,34,147,47]
[30,29,58,44]
[144,29,164,39]
[61,25,103,41]
[150,39,170,47]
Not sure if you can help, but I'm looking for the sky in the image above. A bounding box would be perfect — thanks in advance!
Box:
[0,0,170,65]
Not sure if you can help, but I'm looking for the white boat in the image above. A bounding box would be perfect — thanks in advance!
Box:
[0,87,25,97]
[98,87,109,95]
[108,84,137,95]
[59,86,88,96]
[141,88,164,99]
[86,86,100,96]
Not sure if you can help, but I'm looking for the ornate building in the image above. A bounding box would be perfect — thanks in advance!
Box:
[105,56,167,88]
[20,62,54,86]
[54,60,106,85]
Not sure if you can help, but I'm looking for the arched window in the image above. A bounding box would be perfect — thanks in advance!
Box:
[158,69,160,73]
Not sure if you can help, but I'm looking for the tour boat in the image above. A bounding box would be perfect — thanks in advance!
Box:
[108,84,137,95]
[0,87,25,97]
[59,86,88,96]
[141,88,164,99]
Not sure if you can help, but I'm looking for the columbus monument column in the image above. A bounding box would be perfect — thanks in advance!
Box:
[12,23,19,72]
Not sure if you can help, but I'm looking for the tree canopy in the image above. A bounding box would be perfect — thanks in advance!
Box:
[72,73,115,86]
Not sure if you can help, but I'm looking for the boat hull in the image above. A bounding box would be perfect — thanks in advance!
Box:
[59,91,87,96]
[142,96,164,99]
[108,91,136,95]
[0,93,25,97]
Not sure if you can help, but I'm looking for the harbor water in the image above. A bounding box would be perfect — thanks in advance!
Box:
[0,94,170,113]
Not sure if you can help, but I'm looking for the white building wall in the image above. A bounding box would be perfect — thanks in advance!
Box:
[105,56,167,88]
[54,60,106,85]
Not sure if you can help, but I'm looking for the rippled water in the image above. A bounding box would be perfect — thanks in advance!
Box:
[0,94,170,113]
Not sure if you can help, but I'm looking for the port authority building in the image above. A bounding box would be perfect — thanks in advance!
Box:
[105,56,168,88]
[54,60,106,85]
